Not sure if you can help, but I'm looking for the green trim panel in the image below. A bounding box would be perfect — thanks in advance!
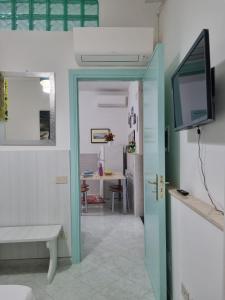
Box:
[0,0,99,31]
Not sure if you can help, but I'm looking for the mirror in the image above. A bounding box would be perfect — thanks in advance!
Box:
[0,72,55,146]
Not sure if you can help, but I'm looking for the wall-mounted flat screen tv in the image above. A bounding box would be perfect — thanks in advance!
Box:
[172,29,215,131]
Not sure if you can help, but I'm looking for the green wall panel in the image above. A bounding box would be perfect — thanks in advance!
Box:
[0,0,99,31]
[165,57,180,300]
[165,57,180,187]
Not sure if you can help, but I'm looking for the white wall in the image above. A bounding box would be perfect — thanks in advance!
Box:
[99,0,159,29]
[0,31,75,259]
[79,90,128,154]
[161,0,225,210]
[0,0,159,149]
[0,150,71,259]
[6,77,49,141]
[0,31,75,149]
[79,89,129,197]
[0,0,159,259]
[170,196,224,300]
[161,0,225,298]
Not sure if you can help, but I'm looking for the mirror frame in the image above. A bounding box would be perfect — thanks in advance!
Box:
[0,71,56,146]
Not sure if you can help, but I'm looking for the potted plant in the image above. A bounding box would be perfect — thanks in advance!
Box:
[105,131,115,145]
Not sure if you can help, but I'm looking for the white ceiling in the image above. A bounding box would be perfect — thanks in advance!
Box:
[78,81,131,93]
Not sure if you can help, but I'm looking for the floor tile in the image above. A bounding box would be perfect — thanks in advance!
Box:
[0,208,155,300]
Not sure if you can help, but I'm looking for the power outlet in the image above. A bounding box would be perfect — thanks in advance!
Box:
[181,283,190,300]
[56,176,68,184]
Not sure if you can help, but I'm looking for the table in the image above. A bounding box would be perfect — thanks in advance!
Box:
[0,225,62,283]
[81,172,127,213]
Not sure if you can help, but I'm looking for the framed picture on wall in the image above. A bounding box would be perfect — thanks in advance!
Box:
[91,128,110,143]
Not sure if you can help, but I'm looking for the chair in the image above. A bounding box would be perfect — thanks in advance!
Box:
[81,180,89,189]
[81,186,89,213]
[111,179,122,200]
[109,185,123,213]
[110,179,121,190]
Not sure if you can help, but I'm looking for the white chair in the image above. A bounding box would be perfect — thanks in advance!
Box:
[109,185,123,212]
[81,185,89,213]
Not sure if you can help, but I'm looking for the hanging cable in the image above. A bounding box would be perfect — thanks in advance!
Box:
[157,10,160,43]
[197,127,224,215]
[156,2,165,43]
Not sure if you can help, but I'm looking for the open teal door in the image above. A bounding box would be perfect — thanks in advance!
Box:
[143,44,167,300]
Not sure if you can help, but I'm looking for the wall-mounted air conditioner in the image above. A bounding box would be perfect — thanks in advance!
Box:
[97,95,128,108]
[73,27,154,67]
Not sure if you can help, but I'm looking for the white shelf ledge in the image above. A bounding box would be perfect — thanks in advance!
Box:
[168,187,224,231]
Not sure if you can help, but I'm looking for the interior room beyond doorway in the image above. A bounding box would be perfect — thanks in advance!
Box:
[78,80,144,259]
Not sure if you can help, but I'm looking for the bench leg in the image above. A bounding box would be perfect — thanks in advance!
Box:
[46,238,57,283]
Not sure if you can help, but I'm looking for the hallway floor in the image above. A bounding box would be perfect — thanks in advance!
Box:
[0,211,155,300]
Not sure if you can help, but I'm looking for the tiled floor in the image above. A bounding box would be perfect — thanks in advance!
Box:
[0,207,155,300]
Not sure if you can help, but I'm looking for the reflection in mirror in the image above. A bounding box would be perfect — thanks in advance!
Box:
[0,72,55,145]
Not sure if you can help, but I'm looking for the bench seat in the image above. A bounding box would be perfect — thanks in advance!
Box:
[0,225,62,283]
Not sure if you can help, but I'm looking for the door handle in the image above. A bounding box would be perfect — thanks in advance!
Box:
[148,180,157,185]
[147,175,158,200]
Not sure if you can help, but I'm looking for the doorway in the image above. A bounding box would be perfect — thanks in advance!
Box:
[69,45,167,299]
[78,79,144,259]
[69,69,145,263]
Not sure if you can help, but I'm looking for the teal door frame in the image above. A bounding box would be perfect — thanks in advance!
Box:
[69,68,146,263]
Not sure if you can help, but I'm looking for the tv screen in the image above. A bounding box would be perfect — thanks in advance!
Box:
[172,29,215,131]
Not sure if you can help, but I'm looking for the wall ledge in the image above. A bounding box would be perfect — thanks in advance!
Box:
[168,187,224,231]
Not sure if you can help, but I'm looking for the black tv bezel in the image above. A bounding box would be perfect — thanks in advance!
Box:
[171,29,215,131]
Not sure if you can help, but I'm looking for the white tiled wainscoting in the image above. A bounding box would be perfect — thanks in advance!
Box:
[0,149,71,259]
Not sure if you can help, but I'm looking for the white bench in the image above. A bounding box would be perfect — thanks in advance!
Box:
[0,225,62,283]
